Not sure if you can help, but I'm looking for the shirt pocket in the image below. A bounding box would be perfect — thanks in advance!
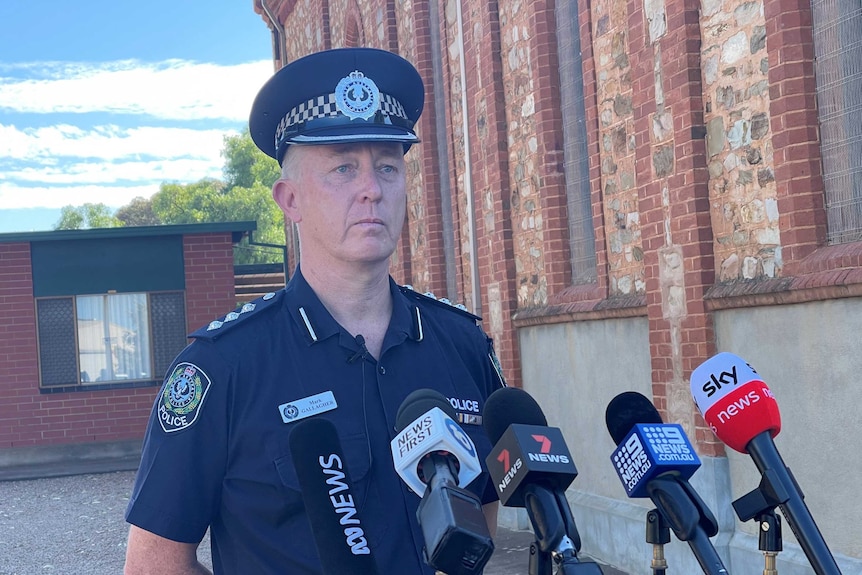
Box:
[273,430,388,542]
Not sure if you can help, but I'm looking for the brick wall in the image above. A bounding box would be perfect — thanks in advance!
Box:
[0,243,40,446]
[0,232,237,449]
[183,233,239,331]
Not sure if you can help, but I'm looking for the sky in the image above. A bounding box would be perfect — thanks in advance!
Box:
[0,0,275,233]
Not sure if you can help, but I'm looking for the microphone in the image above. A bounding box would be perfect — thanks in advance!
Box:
[691,352,842,575]
[391,388,494,575]
[287,417,379,575]
[605,391,728,575]
[347,334,368,363]
[606,391,701,498]
[483,386,604,574]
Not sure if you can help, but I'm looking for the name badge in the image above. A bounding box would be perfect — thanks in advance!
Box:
[278,391,338,423]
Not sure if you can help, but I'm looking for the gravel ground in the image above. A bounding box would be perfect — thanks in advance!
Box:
[0,471,212,575]
[0,471,622,575]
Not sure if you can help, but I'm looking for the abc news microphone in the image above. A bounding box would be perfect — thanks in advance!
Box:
[691,352,842,575]
[287,417,379,575]
[483,386,604,575]
[605,391,729,575]
[390,388,494,575]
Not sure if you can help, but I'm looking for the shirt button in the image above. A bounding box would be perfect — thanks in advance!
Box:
[378,365,386,375]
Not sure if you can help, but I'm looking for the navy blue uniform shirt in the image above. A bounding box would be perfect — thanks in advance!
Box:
[125,268,505,574]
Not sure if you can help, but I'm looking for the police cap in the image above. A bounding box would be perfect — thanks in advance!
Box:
[249,47,425,165]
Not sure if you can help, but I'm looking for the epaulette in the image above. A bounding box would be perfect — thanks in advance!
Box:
[398,284,482,322]
[189,290,285,340]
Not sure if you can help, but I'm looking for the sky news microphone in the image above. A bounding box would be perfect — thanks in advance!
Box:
[287,417,379,575]
[605,391,728,575]
[691,352,842,575]
[483,387,603,574]
[391,388,493,575]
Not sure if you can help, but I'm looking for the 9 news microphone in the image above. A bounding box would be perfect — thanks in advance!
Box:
[390,388,494,575]
[605,391,728,575]
[287,417,379,575]
[483,386,604,574]
[691,352,842,575]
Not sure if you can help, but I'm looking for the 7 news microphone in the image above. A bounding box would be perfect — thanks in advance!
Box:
[287,417,380,575]
[483,386,604,574]
[691,352,842,575]
[390,388,494,575]
[605,391,729,575]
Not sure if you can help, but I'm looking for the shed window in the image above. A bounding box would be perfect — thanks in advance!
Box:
[36,291,186,390]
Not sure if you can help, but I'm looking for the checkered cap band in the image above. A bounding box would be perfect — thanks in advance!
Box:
[275,92,409,150]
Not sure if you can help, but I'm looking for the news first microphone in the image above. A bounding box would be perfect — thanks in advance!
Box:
[287,417,379,575]
[691,352,842,575]
[484,386,604,575]
[605,391,728,575]
[391,388,493,575]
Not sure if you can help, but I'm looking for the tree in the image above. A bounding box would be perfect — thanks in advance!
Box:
[146,131,284,264]
[115,196,161,226]
[54,203,124,230]
[223,130,281,190]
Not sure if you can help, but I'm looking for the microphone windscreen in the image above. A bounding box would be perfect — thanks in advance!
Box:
[690,352,781,453]
[482,386,548,445]
[605,391,664,446]
[395,388,457,432]
[288,417,378,575]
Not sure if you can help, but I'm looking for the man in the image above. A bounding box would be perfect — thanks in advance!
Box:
[124,47,505,575]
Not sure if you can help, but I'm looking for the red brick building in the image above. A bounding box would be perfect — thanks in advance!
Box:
[0,222,252,467]
[253,0,861,572]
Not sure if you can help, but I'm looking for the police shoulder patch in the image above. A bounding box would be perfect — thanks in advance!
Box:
[189,290,284,341]
[157,362,212,433]
[398,285,481,322]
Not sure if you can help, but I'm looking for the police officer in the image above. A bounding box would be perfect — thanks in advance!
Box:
[124,47,506,575]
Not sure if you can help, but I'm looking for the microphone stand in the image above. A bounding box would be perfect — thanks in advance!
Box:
[645,475,729,575]
[758,511,782,575]
[732,468,789,575]
[523,484,605,575]
[746,434,842,575]
[646,509,670,575]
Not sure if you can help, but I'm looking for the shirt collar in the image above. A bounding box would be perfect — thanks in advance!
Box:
[285,267,422,346]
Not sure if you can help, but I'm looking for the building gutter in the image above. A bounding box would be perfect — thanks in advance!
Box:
[259,0,285,69]
[455,0,481,315]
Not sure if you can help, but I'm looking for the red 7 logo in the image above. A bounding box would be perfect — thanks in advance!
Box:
[497,449,511,471]
[531,434,551,454]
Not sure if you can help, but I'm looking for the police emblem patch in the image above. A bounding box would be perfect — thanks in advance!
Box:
[335,70,380,120]
[158,362,212,433]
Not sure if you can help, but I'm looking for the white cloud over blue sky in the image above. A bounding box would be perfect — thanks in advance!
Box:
[0,0,274,230]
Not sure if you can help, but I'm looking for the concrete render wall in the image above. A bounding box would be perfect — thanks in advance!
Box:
[714,298,862,558]
[515,304,862,574]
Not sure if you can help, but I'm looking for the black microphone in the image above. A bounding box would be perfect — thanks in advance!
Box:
[605,391,728,575]
[288,417,379,575]
[483,386,604,574]
[347,334,368,363]
[391,388,494,575]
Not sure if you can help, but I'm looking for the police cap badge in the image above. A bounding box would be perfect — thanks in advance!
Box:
[249,47,425,165]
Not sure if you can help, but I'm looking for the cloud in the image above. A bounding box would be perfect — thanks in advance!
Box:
[0,58,275,216]
[0,123,230,161]
[0,59,273,121]
[0,182,162,209]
